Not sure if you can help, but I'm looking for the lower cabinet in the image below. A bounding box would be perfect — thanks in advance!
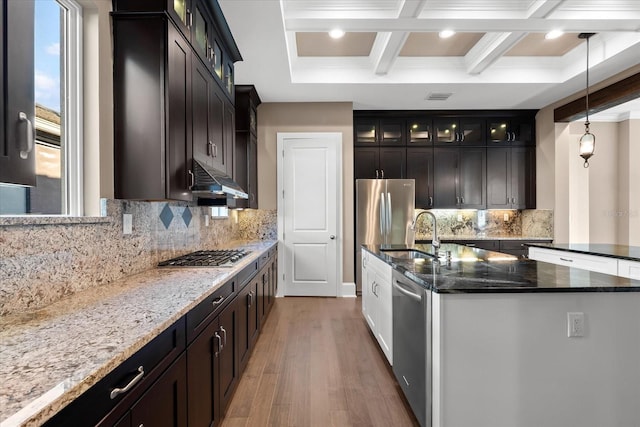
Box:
[115,354,188,427]
[362,250,393,364]
[238,276,259,374]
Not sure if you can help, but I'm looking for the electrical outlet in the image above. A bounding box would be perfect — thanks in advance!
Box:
[123,214,133,235]
[503,213,509,222]
[567,312,585,337]
[457,214,463,222]
[204,215,210,227]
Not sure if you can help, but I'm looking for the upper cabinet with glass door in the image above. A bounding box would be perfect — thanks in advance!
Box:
[406,117,432,145]
[354,118,405,146]
[487,117,535,146]
[433,117,485,145]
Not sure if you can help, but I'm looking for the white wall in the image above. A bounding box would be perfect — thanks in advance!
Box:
[432,291,640,427]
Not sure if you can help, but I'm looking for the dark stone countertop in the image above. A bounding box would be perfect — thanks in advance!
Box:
[364,243,640,294]
[526,243,640,262]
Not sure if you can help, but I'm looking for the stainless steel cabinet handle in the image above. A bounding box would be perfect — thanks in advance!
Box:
[110,366,144,399]
[330,235,336,240]
[186,9,192,27]
[461,196,464,204]
[18,112,34,159]
[214,332,222,356]
[506,132,511,142]
[381,169,385,179]
[460,132,465,142]
[220,326,227,347]
[188,170,195,190]
[560,258,574,262]
[248,291,252,307]
[372,281,377,297]
[208,141,214,156]
[393,279,422,302]
[212,295,225,306]
[375,169,379,179]
[466,243,477,247]
[429,196,433,207]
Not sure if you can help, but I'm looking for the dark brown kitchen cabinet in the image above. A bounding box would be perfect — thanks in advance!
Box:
[406,147,434,208]
[187,296,238,427]
[232,85,261,208]
[237,277,259,374]
[0,0,36,187]
[433,147,486,208]
[433,117,485,145]
[487,147,536,209]
[115,354,188,427]
[354,118,405,146]
[354,147,406,179]
[406,117,433,145]
[487,117,535,146]
[113,15,193,201]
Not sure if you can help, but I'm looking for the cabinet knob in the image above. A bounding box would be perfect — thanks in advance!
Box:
[330,235,336,240]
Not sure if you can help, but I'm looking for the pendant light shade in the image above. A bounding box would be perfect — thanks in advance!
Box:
[579,33,596,168]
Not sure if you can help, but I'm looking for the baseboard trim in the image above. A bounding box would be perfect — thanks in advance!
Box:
[340,282,356,297]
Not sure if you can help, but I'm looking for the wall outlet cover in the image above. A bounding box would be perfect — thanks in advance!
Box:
[123,214,133,235]
[567,312,585,337]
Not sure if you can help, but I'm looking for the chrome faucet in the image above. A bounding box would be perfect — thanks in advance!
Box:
[411,210,440,249]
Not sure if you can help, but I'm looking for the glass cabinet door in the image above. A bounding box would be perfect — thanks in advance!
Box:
[213,40,222,80]
[379,120,405,145]
[488,119,509,144]
[354,120,378,145]
[407,119,432,145]
[194,6,208,57]
[434,119,457,144]
[225,62,234,95]
[169,0,192,37]
[458,119,484,145]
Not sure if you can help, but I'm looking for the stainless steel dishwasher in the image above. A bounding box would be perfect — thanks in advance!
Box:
[392,270,431,427]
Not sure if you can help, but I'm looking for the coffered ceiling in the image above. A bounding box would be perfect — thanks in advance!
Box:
[219,0,640,115]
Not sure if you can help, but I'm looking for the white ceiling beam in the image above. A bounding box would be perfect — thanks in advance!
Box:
[465,32,526,75]
[284,18,640,33]
[465,0,566,75]
[373,0,427,75]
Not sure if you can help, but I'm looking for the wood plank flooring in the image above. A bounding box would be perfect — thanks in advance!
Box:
[221,297,419,427]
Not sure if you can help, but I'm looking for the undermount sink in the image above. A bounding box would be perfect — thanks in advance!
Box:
[380,248,436,260]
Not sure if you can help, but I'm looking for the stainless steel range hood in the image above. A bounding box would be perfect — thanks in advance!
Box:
[192,159,248,199]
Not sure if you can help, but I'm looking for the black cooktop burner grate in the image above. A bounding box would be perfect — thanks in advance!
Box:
[158,249,250,267]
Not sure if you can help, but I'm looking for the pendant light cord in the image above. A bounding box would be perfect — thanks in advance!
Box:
[585,36,590,127]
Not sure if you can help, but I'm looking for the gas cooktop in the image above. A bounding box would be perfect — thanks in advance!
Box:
[158,249,250,267]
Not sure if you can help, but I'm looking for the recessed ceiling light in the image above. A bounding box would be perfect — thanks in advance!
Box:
[329,29,345,39]
[545,30,564,40]
[439,30,455,39]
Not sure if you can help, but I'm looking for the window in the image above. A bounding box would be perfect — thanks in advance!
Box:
[0,0,83,216]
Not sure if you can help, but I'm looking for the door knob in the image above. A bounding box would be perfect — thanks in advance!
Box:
[330,235,336,240]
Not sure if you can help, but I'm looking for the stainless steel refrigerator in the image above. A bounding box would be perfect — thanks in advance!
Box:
[356,179,415,292]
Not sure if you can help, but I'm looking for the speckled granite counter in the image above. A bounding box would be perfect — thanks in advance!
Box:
[437,236,553,241]
[365,243,640,293]
[526,242,640,262]
[0,240,276,427]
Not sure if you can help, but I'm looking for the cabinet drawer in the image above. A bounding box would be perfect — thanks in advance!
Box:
[187,279,235,342]
[236,258,259,288]
[45,317,186,427]
[618,260,640,280]
[258,250,270,270]
[528,247,618,276]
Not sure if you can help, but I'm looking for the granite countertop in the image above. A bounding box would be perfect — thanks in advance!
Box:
[0,240,276,427]
[365,243,640,294]
[526,243,640,262]
[435,236,553,241]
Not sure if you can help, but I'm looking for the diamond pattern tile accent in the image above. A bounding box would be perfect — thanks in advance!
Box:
[159,204,174,229]
[182,207,193,227]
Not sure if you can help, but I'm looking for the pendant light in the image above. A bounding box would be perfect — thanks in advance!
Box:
[578,33,596,168]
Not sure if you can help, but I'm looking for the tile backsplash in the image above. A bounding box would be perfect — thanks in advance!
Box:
[414,209,553,240]
[0,200,277,316]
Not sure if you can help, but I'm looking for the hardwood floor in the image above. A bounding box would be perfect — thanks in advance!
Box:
[221,297,418,427]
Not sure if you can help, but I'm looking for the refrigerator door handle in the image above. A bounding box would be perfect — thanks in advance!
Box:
[387,192,392,236]
[380,192,386,236]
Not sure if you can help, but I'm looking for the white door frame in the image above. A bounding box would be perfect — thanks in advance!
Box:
[276,132,343,297]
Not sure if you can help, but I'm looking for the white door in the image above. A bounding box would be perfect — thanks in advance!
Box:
[277,132,341,297]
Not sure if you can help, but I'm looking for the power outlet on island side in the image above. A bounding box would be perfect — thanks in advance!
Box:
[567,312,585,337]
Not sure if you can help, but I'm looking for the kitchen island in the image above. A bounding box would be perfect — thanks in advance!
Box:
[0,240,276,427]
[363,243,640,427]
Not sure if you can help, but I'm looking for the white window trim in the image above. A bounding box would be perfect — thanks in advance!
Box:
[59,0,84,216]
